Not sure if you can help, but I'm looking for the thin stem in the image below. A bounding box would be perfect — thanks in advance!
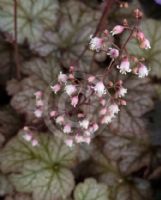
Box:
[14,0,21,80]
[75,0,115,64]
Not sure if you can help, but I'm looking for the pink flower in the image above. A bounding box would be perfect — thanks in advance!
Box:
[100,99,106,106]
[83,137,91,144]
[32,139,38,146]
[58,72,67,83]
[63,124,72,134]
[75,135,84,143]
[88,76,96,83]
[116,87,127,98]
[108,48,119,59]
[71,96,78,107]
[51,84,61,94]
[89,36,103,52]
[111,25,124,36]
[117,58,131,74]
[99,108,107,115]
[34,91,42,99]
[65,138,73,147]
[50,110,57,117]
[55,116,64,125]
[65,84,77,96]
[79,119,89,129]
[140,38,151,49]
[34,109,43,118]
[136,31,145,42]
[89,123,99,133]
[94,81,106,97]
[36,99,44,107]
[137,64,149,78]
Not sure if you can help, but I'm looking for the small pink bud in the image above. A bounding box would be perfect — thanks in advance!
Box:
[120,99,127,106]
[65,138,73,147]
[140,38,151,49]
[51,84,61,94]
[108,48,119,59]
[75,135,84,143]
[58,72,67,83]
[34,91,42,99]
[136,31,145,42]
[23,133,32,141]
[50,111,57,117]
[32,139,38,146]
[99,108,107,115]
[100,99,106,106]
[34,109,43,118]
[71,96,78,107]
[55,116,64,125]
[36,99,44,107]
[63,124,72,134]
[88,76,95,83]
[111,25,124,36]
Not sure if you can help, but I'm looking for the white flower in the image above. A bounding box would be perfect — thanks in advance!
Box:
[94,81,106,97]
[101,115,113,124]
[65,84,77,96]
[89,37,103,52]
[109,104,120,116]
[140,38,151,49]
[138,64,149,78]
[88,75,96,83]
[79,119,89,129]
[58,72,67,83]
[51,84,61,94]
[117,87,127,98]
[65,139,73,147]
[55,116,64,125]
[89,123,99,133]
[23,133,32,141]
[75,135,84,143]
[111,25,124,36]
[34,109,43,118]
[117,58,131,74]
[71,96,78,107]
[63,124,71,134]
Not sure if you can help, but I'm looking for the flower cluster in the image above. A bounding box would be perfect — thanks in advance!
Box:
[32,10,150,148]
[89,20,150,78]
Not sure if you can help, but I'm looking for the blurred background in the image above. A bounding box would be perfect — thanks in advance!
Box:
[0,0,161,200]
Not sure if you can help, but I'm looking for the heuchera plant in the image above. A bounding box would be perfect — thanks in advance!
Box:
[22,8,151,147]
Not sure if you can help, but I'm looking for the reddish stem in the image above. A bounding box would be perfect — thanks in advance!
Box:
[14,0,21,80]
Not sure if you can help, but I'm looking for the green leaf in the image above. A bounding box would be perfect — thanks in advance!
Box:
[111,78,154,136]
[122,19,161,78]
[0,131,77,200]
[6,58,59,122]
[0,0,59,43]
[5,193,32,200]
[33,0,101,71]
[0,174,13,196]
[74,178,109,200]
[10,162,74,200]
